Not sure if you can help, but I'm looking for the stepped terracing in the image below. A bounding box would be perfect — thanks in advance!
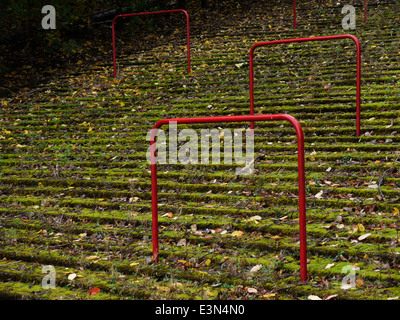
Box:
[0,0,399,299]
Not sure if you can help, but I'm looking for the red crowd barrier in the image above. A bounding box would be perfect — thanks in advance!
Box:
[149,114,308,281]
[249,34,362,136]
[112,9,191,78]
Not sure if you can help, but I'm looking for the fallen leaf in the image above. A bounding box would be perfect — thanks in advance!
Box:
[247,287,258,294]
[247,215,262,222]
[85,255,99,260]
[315,190,324,199]
[386,119,394,128]
[358,233,371,241]
[88,287,101,295]
[249,264,263,273]
[67,273,77,280]
[231,230,244,238]
[324,294,338,300]
[161,212,173,218]
[325,263,335,269]
[220,256,229,263]
[129,197,140,203]
[262,293,276,299]
[308,295,322,300]
[172,282,183,288]
[270,235,282,239]
[357,223,365,232]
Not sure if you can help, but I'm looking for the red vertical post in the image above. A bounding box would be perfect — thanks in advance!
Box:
[150,114,308,281]
[183,9,191,74]
[249,34,362,136]
[150,129,159,262]
[291,116,307,281]
[112,9,191,78]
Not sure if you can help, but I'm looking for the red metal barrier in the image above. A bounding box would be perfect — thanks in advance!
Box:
[112,9,191,78]
[249,34,362,136]
[150,114,308,281]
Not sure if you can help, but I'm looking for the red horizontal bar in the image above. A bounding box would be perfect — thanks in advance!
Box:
[150,114,308,281]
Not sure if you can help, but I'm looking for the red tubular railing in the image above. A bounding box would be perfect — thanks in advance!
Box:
[249,34,362,136]
[150,114,308,281]
[112,9,191,78]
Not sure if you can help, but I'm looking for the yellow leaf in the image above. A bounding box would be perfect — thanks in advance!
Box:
[4,130,11,134]
[206,290,216,296]
[85,256,99,260]
[156,286,170,292]
[393,207,399,215]
[205,259,211,267]
[270,235,282,239]
[130,262,139,267]
[357,223,365,232]
[197,270,208,275]
[231,230,244,238]
[262,293,276,299]
[220,256,229,263]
